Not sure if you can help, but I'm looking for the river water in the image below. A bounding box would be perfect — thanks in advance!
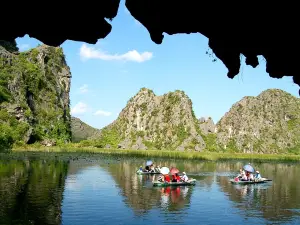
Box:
[1,154,300,225]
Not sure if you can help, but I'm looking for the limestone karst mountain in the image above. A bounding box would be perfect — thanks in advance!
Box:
[92,88,210,151]
[216,89,300,153]
[0,42,71,150]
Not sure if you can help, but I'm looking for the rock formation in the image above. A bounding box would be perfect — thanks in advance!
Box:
[216,89,300,153]
[0,43,72,150]
[92,88,207,151]
[199,117,216,135]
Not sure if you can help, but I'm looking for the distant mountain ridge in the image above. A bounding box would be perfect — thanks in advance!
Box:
[71,117,100,142]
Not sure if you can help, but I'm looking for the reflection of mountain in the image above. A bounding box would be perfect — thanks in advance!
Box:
[0,159,69,225]
[217,163,300,223]
[101,160,194,215]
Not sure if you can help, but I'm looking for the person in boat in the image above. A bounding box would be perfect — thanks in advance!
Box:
[248,172,254,181]
[149,164,155,173]
[155,165,161,173]
[164,174,171,182]
[139,166,143,172]
[157,173,171,182]
[172,173,181,182]
[236,168,245,179]
[255,171,261,179]
[144,165,150,172]
[180,172,189,182]
[241,172,248,181]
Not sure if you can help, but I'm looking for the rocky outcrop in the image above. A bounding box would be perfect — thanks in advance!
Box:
[1,1,299,93]
[199,117,216,135]
[71,117,101,142]
[216,89,300,153]
[0,44,72,149]
[92,88,206,151]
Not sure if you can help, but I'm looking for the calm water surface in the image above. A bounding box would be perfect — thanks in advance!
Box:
[1,154,300,225]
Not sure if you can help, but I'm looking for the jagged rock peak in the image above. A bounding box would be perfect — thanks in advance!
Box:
[216,89,300,153]
[94,88,206,151]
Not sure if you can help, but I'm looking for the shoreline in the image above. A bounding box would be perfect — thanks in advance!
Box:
[8,146,300,162]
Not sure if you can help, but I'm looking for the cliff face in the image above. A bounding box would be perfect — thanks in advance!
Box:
[71,117,101,142]
[216,89,300,153]
[0,44,71,150]
[93,88,207,151]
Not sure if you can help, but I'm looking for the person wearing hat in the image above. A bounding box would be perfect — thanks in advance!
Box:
[180,172,189,182]
[255,171,261,179]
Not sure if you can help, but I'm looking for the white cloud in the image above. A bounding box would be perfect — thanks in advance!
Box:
[71,102,88,115]
[79,84,88,93]
[79,44,153,63]
[93,110,112,117]
[18,44,30,51]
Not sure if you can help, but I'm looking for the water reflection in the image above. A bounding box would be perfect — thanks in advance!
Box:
[0,159,69,225]
[159,186,192,211]
[217,163,300,223]
[102,160,195,216]
[1,155,300,224]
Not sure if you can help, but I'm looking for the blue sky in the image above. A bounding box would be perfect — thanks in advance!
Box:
[15,1,299,129]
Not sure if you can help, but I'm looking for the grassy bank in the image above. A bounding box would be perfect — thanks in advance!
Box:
[11,145,300,162]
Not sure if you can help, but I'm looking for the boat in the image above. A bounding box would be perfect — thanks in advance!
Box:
[230,178,272,185]
[136,170,161,175]
[152,178,197,187]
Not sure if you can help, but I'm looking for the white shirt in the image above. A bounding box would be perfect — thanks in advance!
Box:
[181,174,188,182]
[248,173,254,180]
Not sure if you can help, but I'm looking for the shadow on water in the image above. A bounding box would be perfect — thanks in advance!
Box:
[0,158,69,225]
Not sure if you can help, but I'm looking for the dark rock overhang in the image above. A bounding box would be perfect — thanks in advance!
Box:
[1,0,299,94]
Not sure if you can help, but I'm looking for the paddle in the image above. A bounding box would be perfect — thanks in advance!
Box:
[261,178,272,181]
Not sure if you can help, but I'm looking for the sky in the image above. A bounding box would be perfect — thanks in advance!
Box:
[15,1,299,129]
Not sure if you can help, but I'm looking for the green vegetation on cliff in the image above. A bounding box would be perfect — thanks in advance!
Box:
[0,44,72,152]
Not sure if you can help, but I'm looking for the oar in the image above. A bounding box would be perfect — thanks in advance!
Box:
[261,178,272,181]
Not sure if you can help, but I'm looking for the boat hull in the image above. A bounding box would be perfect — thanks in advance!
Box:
[136,170,161,175]
[153,179,196,187]
[230,178,271,185]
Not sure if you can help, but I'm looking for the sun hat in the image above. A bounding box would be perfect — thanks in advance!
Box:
[182,172,186,175]
[256,171,260,173]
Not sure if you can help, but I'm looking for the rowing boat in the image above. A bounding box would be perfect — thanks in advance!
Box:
[153,179,196,187]
[230,178,272,185]
[136,170,161,175]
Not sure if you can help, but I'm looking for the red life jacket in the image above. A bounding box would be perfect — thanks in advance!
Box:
[164,174,171,182]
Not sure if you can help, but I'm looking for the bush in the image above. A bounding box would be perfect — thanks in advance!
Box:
[0,123,14,152]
